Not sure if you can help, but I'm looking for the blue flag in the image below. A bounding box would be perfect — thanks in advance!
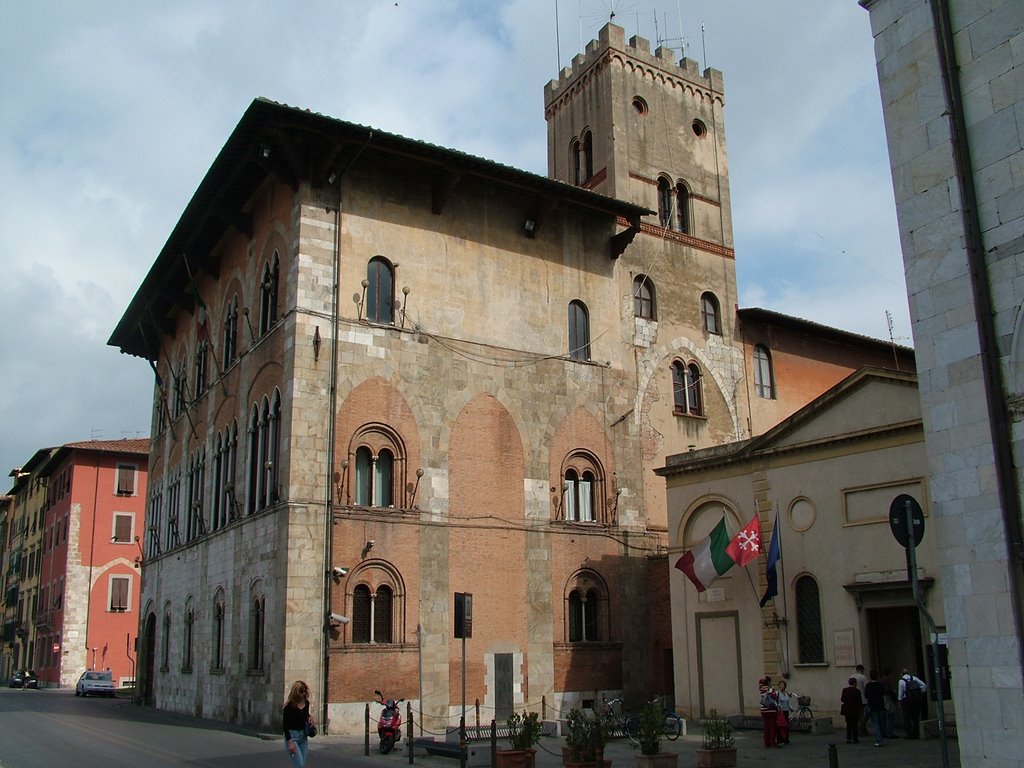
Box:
[760,516,781,607]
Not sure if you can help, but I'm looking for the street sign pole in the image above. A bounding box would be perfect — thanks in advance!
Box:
[899,497,949,768]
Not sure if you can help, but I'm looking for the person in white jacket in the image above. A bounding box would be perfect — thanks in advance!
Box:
[897,669,927,739]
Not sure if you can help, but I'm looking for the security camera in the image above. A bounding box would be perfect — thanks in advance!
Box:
[329,613,350,625]
[331,566,348,578]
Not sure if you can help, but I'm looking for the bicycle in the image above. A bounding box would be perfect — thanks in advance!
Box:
[601,698,640,744]
[793,695,814,729]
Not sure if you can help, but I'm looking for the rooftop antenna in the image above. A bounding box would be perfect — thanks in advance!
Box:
[555,0,561,69]
[886,310,907,372]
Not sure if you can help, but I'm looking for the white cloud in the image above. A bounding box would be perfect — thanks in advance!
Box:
[0,0,912,476]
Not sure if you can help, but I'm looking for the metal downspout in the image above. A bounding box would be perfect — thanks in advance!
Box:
[929,0,1024,667]
[321,129,373,732]
[321,189,340,733]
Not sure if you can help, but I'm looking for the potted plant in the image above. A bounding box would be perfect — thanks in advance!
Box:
[633,700,678,768]
[696,710,736,768]
[497,711,542,768]
[563,707,613,768]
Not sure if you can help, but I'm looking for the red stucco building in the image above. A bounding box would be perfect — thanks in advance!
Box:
[35,439,149,688]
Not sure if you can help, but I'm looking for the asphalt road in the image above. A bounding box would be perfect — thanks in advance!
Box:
[0,688,958,768]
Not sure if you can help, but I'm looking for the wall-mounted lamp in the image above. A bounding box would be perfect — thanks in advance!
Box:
[406,467,424,508]
[400,286,411,329]
[523,218,537,237]
[259,144,272,159]
[335,459,350,506]
[361,539,375,559]
[242,306,256,341]
[327,170,338,185]
[355,279,369,320]
[313,326,322,362]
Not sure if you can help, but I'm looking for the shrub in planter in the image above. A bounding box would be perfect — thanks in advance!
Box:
[507,711,542,751]
[636,699,664,756]
[564,707,612,765]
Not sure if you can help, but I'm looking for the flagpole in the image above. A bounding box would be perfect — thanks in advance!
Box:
[777,504,790,676]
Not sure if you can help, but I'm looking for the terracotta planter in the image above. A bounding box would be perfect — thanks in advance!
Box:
[695,747,737,768]
[496,749,536,768]
[634,752,678,768]
[561,750,612,768]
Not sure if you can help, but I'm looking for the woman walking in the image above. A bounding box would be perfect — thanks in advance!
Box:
[284,680,315,767]
[840,677,863,744]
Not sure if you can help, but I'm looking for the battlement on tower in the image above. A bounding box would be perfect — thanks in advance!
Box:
[544,22,724,106]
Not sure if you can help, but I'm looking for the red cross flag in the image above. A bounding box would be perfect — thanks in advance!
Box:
[725,513,762,567]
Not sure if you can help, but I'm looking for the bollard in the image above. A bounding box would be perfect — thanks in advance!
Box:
[476,699,481,729]
[542,695,547,721]
[828,742,838,768]
[460,716,467,768]
[491,719,498,768]
[365,703,371,756]
[407,702,414,764]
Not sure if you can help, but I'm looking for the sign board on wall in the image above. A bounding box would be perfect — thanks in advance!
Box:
[833,629,856,666]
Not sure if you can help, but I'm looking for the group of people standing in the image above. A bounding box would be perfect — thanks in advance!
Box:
[759,664,929,749]
[841,664,928,746]
[757,676,796,748]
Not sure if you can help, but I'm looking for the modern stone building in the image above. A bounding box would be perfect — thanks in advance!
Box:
[859,0,1023,764]
[109,22,912,733]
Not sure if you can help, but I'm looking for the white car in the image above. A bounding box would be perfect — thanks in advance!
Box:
[75,670,116,697]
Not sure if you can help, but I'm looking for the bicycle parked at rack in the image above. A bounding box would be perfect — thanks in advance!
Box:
[793,695,814,729]
[601,698,682,743]
[602,698,640,744]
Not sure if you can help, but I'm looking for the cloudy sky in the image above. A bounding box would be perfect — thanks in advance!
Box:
[0,0,910,479]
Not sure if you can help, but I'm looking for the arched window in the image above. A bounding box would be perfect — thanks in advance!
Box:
[248,592,265,671]
[367,256,394,324]
[795,575,825,663]
[657,177,672,228]
[182,600,194,672]
[211,421,238,530]
[194,339,208,397]
[258,253,279,336]
[754,344,776,399]
[248,393,282,514]
[350,582,396,644]
[212,589,225,671]
[161,611,172,670]
[561,452,605,523]
[633,275,656,320]
[354,446,394,508]
[685,363,704,416]
[186,449,206,542]
[701,292,721,335]
[565,570,608,642]
[374,585,394,644]
[568,300,591,362]
[582,131,593,181]
[571,138,583,186]
[676,183,691,234]
[352,584,371,643]
[247,404,260,515]
[222,294,238,367]
[563,468,596,522]
[671,361,687,412]
[173,357,187,417]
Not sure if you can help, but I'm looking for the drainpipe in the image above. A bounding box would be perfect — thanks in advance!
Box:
[928,0,1024,665]
[320,129,374,733]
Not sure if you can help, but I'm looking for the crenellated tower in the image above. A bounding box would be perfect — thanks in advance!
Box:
[544,22,733,253]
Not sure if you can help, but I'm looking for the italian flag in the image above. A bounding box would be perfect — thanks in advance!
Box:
[675,517,736,592]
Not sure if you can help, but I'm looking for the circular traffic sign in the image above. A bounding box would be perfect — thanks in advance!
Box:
[889,494,925,548]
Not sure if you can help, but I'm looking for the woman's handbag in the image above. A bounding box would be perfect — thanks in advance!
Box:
[305,719,318,738]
